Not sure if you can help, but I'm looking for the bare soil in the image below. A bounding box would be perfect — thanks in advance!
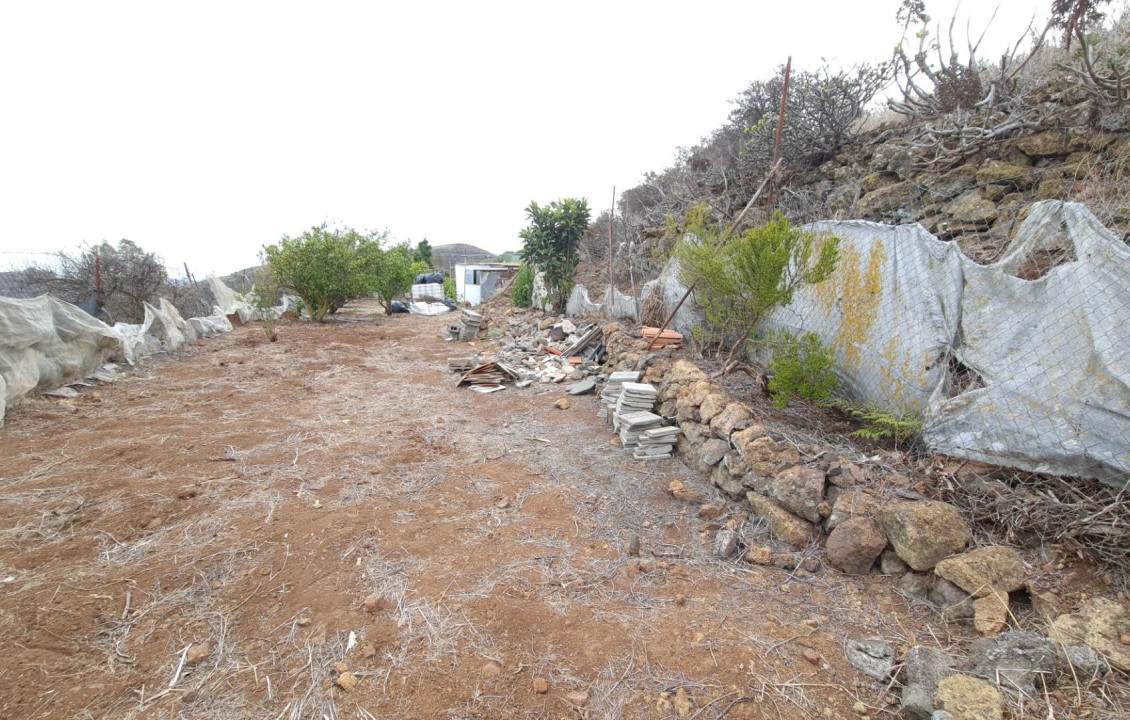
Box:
[0,302,1076,718]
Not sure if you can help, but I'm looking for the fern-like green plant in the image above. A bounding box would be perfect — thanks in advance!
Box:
[765,330,839,408]
[821,397,922,445]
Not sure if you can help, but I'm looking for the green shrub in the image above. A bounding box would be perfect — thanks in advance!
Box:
[511,264,534,308]
[821,397,923,445]
[674,206,840,373]
[249,269,280,342]
[263,224,387,321]
[443,274,456,301]
[519,198,590,312]
[766,330,838,408]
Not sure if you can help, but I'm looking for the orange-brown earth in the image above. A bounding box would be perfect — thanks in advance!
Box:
[0,302,1001,719]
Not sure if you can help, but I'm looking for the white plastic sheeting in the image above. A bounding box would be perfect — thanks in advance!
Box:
[769,201,1129,484]
[0,279,254,425]
[205,275,295,323]
[0,295,126,424]
[565,284,640,320]
[569,201,1128,484]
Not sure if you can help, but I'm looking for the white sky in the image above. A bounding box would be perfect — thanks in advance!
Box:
[0,0,1053,277]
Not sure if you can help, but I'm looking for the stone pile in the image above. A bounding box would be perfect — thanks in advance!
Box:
[612,382,657,420]
[459,310,482,341]
[599,371,640,421]
[616,410,664,447]
[632,425,682,461]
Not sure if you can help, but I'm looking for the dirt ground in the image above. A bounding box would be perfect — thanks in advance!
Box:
[0,302,1048,718]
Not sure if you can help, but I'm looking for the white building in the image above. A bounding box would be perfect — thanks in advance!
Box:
[454,263,517,306]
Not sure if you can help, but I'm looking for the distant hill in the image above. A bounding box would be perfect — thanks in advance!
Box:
[432,244,496,269]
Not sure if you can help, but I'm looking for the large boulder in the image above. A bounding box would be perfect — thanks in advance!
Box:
[826,517,887,574]
[877,501,972,571]
[934,546,1027,598]
[746,492,819,548]
[698,393,727,424]
[975,161,1034,189]
[767,466,826,523]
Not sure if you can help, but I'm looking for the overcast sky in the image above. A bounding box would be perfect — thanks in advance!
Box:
[0,0,1054,277]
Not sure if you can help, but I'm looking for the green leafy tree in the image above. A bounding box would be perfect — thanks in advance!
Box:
[413,238,433,266]
[518,198,590,312]
[511,264,534,308]
[372,244,415,312]
[443,274,456,301]
[674,205,840,374]
[263,224,387,322]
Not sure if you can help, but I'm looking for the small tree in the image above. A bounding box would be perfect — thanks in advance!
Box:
[372,244,415,312]
[413,238,433,266]
[263,224,387,321]
[674,206,840,375]
[511,264,534,308]
[518,198,590,312]
[249,269,280,342]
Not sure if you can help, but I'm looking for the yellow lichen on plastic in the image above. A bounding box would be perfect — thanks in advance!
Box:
[826,239,887,373]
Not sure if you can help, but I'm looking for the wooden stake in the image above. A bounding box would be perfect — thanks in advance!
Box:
[607,186,616,318]
[767,56,792,206]
[645,162,781,351]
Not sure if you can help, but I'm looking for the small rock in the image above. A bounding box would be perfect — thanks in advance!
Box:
[533,676,549,694]
[880,549,909,575]
[972,595,1010,636]
[845,638,895,681]
[565,690,590,706]
[826,517,887,574]
[714,529,738,558]
[296,617,312,627]
[481,661,502,678]
[969,631,1057,695]
[768,466,827,523]
[745,546,773,565]
[877,501,971,571]
[675,594,688,606]
[698,503,725,520]
[336,671,359,693]
[362,594,383,613]
[701,438,729,467]
[801,556,821,573]
[554,398,572,410]
[185,643,211,665]
[361,643,376,660]
[625,533,641,557]
[145,516,164,531]
[898,571,933,598]
[496,497,510,509]
[746,492,819,549]
[929,578,974,619]
[1060,644,1109,679]
[933,675,1004,720]
[934,546,1027,598]
[673,687,693,717]
[1049,597,1130,671]
[852,700,868,715]
[802,648,822,665]
[901,646,957,720]
[669,480,704,504]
